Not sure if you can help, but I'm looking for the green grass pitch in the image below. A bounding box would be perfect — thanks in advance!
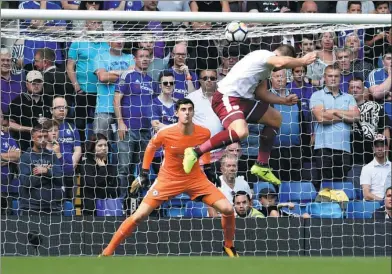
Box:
[1,257,391,274]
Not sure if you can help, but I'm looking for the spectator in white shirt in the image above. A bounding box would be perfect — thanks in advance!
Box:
[360,134,392,201]
[208,153,251,217]
[187,69,223,166]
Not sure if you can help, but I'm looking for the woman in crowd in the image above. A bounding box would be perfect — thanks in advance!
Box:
[80,133,119,215]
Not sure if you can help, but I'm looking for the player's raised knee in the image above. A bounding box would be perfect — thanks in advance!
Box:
[233,126,249,140]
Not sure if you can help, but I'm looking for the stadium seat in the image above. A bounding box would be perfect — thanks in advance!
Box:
[253,182,276,199]
[63,201,75,217]
[96,198,124,217]
[164,208,186,218]
[346,201,382,219]
[306,202,343,218]
[384,102,392,122]
[184,201,208,218]
[252,200,262,209]
[320,181,356,200]
[85,123,94,141]
[279,181,317,203]
[11,199,20,216]
[280,203,307,217]
[162,193,191,208]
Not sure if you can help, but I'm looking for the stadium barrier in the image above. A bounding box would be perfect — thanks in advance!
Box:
[2,216,391,256]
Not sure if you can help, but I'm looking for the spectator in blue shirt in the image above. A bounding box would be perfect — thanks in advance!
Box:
[0,111,21,214]
[19,124,63,215]
[366,46,392,102]
[114,48,158,197]
[287,66,315,128]
[269,70,304,182]
[335,47,354,93]
[151,70,178,173]
[67,21,110,143]
[168,43,199,99]
[59,1,81,10]
[93,35,134,141]
[134,34,170,82]
[18,1,66,69]
[1,48,25,115]
[51,97,82,200]
[104,0,142,11]
[310,64,360,186]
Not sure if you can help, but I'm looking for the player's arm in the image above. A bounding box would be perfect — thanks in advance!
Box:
[255,80,298,106]
[130,131,164,193]
[267,52,317,70]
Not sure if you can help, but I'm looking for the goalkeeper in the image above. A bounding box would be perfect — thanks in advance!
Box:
[101,98,238,257]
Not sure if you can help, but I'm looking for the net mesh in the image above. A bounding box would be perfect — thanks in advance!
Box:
[0,12,391,257]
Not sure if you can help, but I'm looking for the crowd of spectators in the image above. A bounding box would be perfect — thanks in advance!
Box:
[0,1,391,218]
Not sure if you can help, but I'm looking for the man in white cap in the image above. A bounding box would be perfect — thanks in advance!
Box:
[7,70,51,151]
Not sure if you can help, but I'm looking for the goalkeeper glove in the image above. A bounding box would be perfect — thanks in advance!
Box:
[203,164,221,187]
[130,169,150,194]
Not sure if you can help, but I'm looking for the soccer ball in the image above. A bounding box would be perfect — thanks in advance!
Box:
[224,21,248,42]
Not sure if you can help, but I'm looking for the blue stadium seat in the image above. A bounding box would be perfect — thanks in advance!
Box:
[280,203,307,217]
[384,102,392,123]
[63,201,75,216]
[306,202,343,218]
[279,181,317,203]
[346,201,382,219]
[12,199,20,216]
[96,198,124,217]
[85,123,93,141]
[184,201,208,218]
[162,193,191,208]
[253,182,276,199]
[320,181,356,200]
[252,200,262,209]
[164,208,186,218]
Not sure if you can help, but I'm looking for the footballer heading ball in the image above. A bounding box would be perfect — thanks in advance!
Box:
[225,21,248,42]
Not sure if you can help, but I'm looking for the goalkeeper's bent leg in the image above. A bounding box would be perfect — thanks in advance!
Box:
[101,202,157,256]
[211,198,236,248]
[222,212,236,248]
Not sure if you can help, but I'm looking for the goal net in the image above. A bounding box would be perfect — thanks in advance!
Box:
[1,8,391,257]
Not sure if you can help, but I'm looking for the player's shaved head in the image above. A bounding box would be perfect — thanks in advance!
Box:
[276,45,296,58]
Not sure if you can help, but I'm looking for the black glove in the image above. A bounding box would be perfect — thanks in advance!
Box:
[130,169,150,194]
[203,164,221,187]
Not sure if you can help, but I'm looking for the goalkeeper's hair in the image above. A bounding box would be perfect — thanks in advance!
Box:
[175,98,195,111]
[276,44,296,58]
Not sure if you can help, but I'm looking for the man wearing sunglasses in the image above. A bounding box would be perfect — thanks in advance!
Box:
[187,69,222,185]
[183,45,317,185]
